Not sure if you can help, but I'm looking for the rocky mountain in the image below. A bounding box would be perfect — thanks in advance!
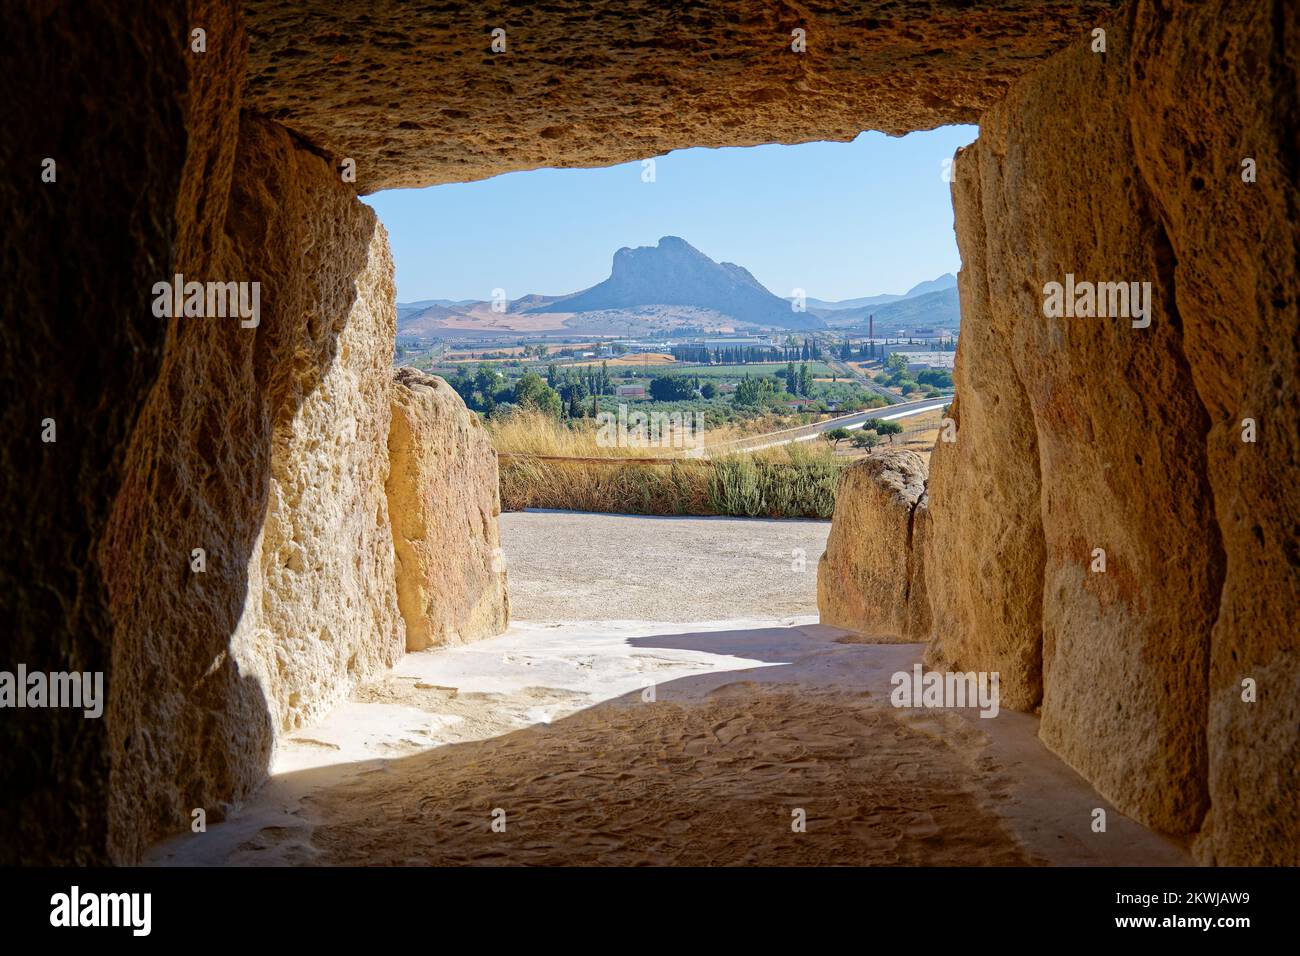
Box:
[531,236,823,330]
[394,242,961,338]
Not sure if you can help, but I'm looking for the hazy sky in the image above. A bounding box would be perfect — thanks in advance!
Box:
[364,125,978,304]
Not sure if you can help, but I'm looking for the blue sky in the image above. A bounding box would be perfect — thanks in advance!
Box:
[364,125,978,304]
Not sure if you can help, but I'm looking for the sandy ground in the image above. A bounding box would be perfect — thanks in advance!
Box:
[499,510,829,622]
[147,513,1189,867]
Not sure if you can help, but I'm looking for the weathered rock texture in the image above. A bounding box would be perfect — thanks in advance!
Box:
[0,0,243,865]
[241,213,404,734]
[818,450,929,641]
[905,497,933,642]
[920,0,1297,862]
[242,0,1120,192]
[943,44,1221,837]
[5,0,1294,869]
[101,113,405,862]
[388,369,509,650]
[922,259,1046,712]
[1126,0,1299,865]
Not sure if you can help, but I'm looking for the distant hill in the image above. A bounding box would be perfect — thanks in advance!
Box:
[900,272,957,299]
[508,293,565,311]
[398,297,482,310]
[396,298,479,322]
[804,292,903,310]
[394,246,957,339]
[829,286,959,329]
[532,236,823,331]
[799,272,956,311]
[397,302,476,338]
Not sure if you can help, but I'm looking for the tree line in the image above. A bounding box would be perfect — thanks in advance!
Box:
[672,339,823,365]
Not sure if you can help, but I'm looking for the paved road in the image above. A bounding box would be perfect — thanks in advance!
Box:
[714,396,951,453]
[825,354,898,402]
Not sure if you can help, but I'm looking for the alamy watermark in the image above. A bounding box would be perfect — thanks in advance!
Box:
[890,664,1000,719]
[152,273,260,328]
[1042,273,1151,329]
[50,886,150,936]
[0,665,103,718]
[595,404,705,454]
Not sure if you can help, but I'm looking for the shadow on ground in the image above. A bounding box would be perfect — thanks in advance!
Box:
[144,621,1185,867]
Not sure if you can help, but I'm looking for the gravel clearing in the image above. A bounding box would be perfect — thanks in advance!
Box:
[499,509,830,622]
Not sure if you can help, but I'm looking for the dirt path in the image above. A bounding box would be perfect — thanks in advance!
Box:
[147,514,1188,867]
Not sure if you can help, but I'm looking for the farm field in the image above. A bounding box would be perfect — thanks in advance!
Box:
[672,361,835,378]
[571,353,677,367]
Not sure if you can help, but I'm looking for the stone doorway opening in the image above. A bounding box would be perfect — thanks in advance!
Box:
[140,129,1184,868]
[361,127,972,624]
[13,0,1293,870]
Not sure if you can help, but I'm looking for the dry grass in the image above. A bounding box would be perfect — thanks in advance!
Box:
[489,408,788,456]
[895,409,943,465]
[491,410,846,517]
[489,409,686,458]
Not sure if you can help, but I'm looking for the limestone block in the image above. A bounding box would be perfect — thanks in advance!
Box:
[387,368,509,651]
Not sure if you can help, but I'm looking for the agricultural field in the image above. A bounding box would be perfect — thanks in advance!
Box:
[571,352,676,367]
[672,361,835,378]
[398,335,904,449]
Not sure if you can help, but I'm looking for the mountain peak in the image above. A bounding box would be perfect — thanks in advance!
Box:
[542,237,823,330]
[903,272,957,298]
[612,236,707,263]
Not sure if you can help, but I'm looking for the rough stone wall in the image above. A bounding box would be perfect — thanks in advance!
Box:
[944,30,1221,837]
[101,114,403,862]
[0,0,241,865]
[6,0,1292,869]
[922,212,1046,712]
[817,450,929,641]
[387,369,509,651]
[1125,0,1298,865]
[241,0,1120,192]
[904,497,933,642]
[241,216,405,733]
[924,0,1297,861]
